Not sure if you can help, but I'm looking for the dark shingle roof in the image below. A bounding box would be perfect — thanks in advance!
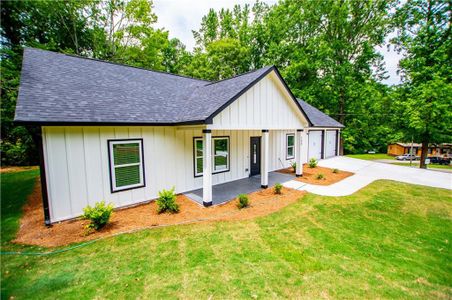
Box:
[15,48,209,124]
[297,99,344,128]
[15,48,341,129]
[183,66,273,122]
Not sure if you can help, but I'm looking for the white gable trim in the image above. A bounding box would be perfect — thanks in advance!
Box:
[208,69,310,130]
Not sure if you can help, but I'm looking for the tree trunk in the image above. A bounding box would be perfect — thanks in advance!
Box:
[339,138,344,155]
[419,140,429,169]
[338,86,346,155]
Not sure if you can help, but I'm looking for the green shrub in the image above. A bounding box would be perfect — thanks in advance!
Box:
[316,173,325,180]
[309,158,318,168]
[82,201,114,231]
[157,187,179,214]
[237,194,249,209]
[332,168,339,174]
[290,161,297,172]
[274,183,283,194]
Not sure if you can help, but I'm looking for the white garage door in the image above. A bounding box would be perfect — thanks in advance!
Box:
[308,131,323,160]
[325,130,337,158]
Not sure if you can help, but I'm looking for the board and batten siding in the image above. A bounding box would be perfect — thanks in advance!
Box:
[42,126,301,222]
[208,72,308,130]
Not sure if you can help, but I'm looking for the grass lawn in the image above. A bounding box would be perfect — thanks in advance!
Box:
[1,169,40,246]
[346,154,451,171]
[391,162,452,170]
[346,153,394,160]
[1,170,452,299]
[428,164,452,170]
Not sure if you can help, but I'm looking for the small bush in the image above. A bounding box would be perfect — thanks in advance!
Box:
[237,194,249,209]
[82,201,113,231]
[332,168,339,174]
[157,187,179,214]
[290,161,297,172]
[274,183,283,194]
[316,173,325,180]
[309,158,318,168]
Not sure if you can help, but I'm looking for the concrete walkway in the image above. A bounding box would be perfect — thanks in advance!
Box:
[283,156,452,196]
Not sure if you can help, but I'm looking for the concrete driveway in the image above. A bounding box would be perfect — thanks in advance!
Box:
[283,156,452,196]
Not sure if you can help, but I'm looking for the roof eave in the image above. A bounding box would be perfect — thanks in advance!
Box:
[13,119,208,127]
[309,125,345,129]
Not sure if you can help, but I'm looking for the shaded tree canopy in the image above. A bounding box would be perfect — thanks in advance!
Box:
[390,0,451,167]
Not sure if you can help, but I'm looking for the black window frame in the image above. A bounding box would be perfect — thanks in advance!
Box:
[193,136,230,177]
[107,138,146,193]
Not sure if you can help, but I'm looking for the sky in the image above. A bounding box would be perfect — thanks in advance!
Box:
[153,0,402,85]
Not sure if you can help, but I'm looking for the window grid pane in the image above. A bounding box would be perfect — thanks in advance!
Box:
[196,157,203,174]
[214,138,229,171]
[113,143,140,165]
[287,134,295,158]
[195,138,203,175]
[196,140,203,157]
[115,165,140,188]
[214,154,228,171]
[287,146,294,157]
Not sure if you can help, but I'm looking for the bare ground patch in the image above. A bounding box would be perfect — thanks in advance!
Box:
[14,180,305,247]
[0,166,39,173]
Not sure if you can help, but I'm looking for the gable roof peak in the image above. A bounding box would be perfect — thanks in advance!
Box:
[205,65,275,86]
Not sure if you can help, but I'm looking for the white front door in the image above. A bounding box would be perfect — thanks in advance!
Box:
[308,131,323,160]
[325,130,337,158]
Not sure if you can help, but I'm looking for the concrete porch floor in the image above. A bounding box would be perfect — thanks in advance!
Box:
[184,171,295,206]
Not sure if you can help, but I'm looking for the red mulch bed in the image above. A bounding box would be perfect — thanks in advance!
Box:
[277,164,354,185]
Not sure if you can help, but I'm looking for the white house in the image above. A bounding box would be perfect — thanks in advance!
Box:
[15,48,344,224]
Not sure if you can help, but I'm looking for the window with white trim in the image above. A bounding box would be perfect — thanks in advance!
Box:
[213,137,229,171]
[194,137,230,176]
[108,139,145,192]
[194,138,203,176]
[286,134,295,159]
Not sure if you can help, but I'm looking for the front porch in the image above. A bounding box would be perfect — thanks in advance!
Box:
[198,128,306,206]
[184,171,295,206]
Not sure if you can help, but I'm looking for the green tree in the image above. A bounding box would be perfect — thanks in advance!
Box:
[0,0,178,165]
[191,2,268,73]
[392,0,451,168]
[182,38,250,81]
[90,0,171,70]
[249,1,270,69]
[162,38,192,74]
[1,0,101,165]
[193,8,220,49]
[267,0,396,152]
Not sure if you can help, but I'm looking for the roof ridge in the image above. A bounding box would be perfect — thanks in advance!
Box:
[204,65,274,86]
[24,47,211,83]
